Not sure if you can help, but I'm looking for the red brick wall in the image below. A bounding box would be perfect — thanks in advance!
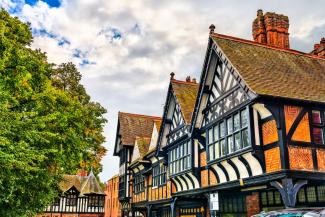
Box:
[200,151,207,167]
[317,149,325,172]
[105,176,121,217]
[285,106,301,134]
[37,214,104,217]
[262,120,278,145]
[284,105,311,142]
[288,146,313,170]
[291,113,311,142]
[264,147,281,173]
[209,170,217,186]
[246,193,260,217]
[201,169,208,187]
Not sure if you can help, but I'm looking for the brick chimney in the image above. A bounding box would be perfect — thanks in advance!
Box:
[252,9,290,49]
[311,38,325,58]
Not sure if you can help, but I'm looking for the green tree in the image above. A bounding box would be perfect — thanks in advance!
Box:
[0,9,107,216]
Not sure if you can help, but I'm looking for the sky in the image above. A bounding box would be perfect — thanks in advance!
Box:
[1,0,324,182]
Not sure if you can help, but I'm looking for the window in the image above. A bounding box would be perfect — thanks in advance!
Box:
[53,198,60,206]
[133,173,145,194]
[168,140,192,175]
[311,110,325,144]
[66,194,77,206]
[207,108,250,161]
[152,163,167,187]
[88,195,104,207]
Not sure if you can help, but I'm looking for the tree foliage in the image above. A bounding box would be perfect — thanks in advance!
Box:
[0,9,107,216]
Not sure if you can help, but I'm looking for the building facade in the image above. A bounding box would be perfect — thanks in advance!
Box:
[37,170,105,217]
[105,175,121,217]
[113,10,325,217]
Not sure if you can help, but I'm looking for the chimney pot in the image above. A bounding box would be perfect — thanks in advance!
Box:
[311,37,325,58]
[252,10,290,49]
[209,24,215,34]
[192,78,197,83]
[170,72,175,80]
[186,76,191,82]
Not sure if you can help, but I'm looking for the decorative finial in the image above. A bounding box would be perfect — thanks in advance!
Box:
[257,9,263,16]
[321,37,325,44]
[170,72,175,80]
[209,24,215,34]
[89,167,94,176]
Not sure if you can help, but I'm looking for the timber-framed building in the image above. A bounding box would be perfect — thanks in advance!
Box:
[37,170,105,217]
[113,10,325,217]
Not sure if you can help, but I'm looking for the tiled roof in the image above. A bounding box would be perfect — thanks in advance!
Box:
[171,80,199,123]
[130,136,151,164]
[154,119,162,133]
[59,172,105,195]
[211,33,325,103]
[118,112,160,146]
[146,119,163,156]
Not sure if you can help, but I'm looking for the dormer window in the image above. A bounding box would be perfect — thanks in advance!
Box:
[168,140,192,175]
[207,108,250,162]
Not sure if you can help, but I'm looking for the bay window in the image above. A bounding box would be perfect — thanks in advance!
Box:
[207,108,250,161]
[168,140,192,175]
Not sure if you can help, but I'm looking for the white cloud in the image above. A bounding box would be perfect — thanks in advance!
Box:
[2,0,324,182]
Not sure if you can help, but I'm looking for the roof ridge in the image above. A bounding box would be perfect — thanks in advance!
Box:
[171,79,199,86]
[211,33,325,61]
[118,111,161,119]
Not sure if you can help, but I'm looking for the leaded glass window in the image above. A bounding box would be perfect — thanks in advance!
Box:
[207,108,250,161]
[168,140,192,175]
[153,164,166,187]
[133,173,145,193]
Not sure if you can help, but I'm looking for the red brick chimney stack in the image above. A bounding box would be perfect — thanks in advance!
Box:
[312,38,325,58]
[252,9,290,49]
[252,9,267,44]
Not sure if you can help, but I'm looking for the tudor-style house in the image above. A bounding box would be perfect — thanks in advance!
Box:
[37,170,105,217]
[113,10,325,217]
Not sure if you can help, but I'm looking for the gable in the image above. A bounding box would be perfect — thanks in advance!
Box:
[147,121,161,155]
[170,101,185,131]
[113,112,160,156]
[131,137,151,163]
[194,39,256,128]
[167,95,189,144]
[158,80,198,150]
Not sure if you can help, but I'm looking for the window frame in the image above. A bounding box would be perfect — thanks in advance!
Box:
[206,107,251,162]
[311,110,325,145]
[88,195,105,208]
[152,163,167,188]
[133,173,145,194]
[168,140,192,176]
[66,193,78,206]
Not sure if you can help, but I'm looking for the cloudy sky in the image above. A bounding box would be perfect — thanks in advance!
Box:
[1,0,324,182]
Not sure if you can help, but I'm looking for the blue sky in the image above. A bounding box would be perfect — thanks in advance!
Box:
[25,0,60,7]
[1,0,325,182]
